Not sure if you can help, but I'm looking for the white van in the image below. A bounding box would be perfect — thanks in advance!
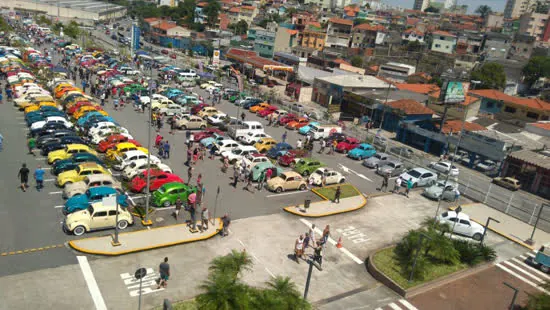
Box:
[178,69,197,79]
[308,124,342,140]
[228,121,265,140]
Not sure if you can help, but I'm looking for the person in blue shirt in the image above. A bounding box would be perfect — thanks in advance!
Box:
[34,165,45,191]
[163,141,170,159]
[0,133,3,151]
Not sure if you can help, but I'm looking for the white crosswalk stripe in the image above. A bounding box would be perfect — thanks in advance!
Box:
[399,299,419,310]
[388,303,402,310]
[496,263,550,294]
[377,299,419,310]
[517,256,550,280]
[502,260,544,282]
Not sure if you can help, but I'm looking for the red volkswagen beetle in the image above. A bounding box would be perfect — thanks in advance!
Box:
[97,134,141,153]
[257,106,278,118]
[278,113,297,126]
[277,149,309,167]
[193,128,224,142]
[336,137,360,153]
[129,169,184,193]
[67,101,94,115]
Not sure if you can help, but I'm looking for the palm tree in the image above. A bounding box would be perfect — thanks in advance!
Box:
[475,5,492,18]
[265,276,311,310]
[196,273,250,310]
[208,249,253,283]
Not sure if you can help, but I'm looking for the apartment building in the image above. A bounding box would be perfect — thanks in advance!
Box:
[413,0,430,12]
[324,18,353,51]
[300,25,326,51]
[430,30,457,54]
[350,23,386,48]
[519,12,550,41]
[504,0,536,19]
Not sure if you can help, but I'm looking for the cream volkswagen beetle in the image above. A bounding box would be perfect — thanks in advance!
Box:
[63,201,133,236]
[63,174,123,199]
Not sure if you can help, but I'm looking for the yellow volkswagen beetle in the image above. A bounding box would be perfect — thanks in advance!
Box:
[57,163,110,187]
[48,144,98,164]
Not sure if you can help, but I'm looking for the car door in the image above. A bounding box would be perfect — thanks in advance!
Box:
[90,211,109,229]
[327,171,337,184]
[105,210,118,227]
[456,219,472,236]
[284,176,297,190]
[420,172,434,186]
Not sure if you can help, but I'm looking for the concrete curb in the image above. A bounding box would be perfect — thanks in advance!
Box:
[283,184,367,217]
[68,220,223,256]
[447,206,536,250]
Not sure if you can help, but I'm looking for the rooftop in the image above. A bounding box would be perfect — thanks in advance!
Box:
[31,0,125,13]
[354,23,386,32]
[316,75,392,89]
[153,21,177,31]
[432,30,456,37]
[297,65,357,85]
[436,120,487,134]
[508,149,550,170]
[385,99,435,115]
[329,18,354,26]
[395,83,439,95]
[470,89,550,111]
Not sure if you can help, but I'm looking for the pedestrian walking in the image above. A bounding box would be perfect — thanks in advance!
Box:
[187,167,193,183]
[0,133,3,151]
[405,178,413,198]
[454,188,460,202]
[303,232,311,250]
[200,207,209,232]
[233,167,239,188]
[157,257,170,289]
[197,173,202,187]
[240,112,246,122]
[295,234,305,263]
[257,170,265,190]
[380,173,389,192]
[34,165,45,191]
[244,172,254,192]
[27,135,36,156]
[266,167,273,180]
[313,243,323,270]
[321,225,330,249]
[321,174,327,187]
[319,139,326,153]
[309,224,317,247]
[186,148,192,166]
[187,192,197,230]
[221,214,231,236]
[18,163,29,192]
[282,131,287,143]
[334,186,341,203]
[209,145,216,159]
[296,139,302,149]
[163,141,170,159]
[169,116,176,134]
[393,177,402,194]
[173,197,182,220]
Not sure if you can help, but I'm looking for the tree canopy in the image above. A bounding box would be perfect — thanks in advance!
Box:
[475,5,493,18]
[64,21,81,39]
[470,62,506,90]
[522,56,550,87]
[424,6,440,13]
[350,55,363,68]
[229,20,249,35]
[203,0,221,28]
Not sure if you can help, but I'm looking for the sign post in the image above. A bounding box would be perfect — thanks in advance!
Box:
[135,267,147,310]
[131,23,140,61]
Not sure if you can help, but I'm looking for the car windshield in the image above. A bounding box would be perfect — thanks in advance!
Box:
[129,162,137,168]
[75,166,82,174]
[87,205,94,214]
[157,186,166,194]
[232,149,242,155]
[279,174,287,181]
[313,170,323,176]
[408,170,422,178]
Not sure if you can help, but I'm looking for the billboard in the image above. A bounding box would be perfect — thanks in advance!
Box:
[442,81,469,103]
[212,49,220,66]
[131,24,140,52]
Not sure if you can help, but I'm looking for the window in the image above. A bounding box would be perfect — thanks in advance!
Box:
[459,219,470,225]
[108,210,120,216]
[526,111,539,119]
[93,211,108,217]
[435,44,441,48]
[486,102,494,108]
[440,36,445,40]
[504,106,517,113]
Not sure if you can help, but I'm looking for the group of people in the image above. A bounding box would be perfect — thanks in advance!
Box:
[379,173,413,198]
[294,224,330,269]
[17,163,45,192]
[154,134,171,159]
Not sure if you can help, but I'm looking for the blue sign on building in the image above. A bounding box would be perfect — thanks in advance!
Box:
[131,25,140,51]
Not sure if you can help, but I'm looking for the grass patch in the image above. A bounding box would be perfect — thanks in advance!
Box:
[314,184,360,201]
[154,299,197,310]
[372,247,467,289]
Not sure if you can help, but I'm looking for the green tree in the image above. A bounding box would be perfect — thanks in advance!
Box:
[264,276,311,310]
[522,56,550,87]
[285,7,297,18]
[229,20,249,35]
[167,42,173,49]
[204,0,221,28]
[64,21,81,39]
[525,281,550,309]
[179,0,196,25]
[475,5,493,18]
[208,249,253,283]
[350,55,363,68]
[424,6,440,13]
[535,0,549,14]
[353,18,369,26]
[470,62,506,89]
[36,15,52,26]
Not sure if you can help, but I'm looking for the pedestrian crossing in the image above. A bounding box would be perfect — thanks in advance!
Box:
[375,299,419,310]
[496,251,550,294]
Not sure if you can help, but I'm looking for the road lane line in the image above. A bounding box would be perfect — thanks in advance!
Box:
[49,191,62,195]
[399,299,418,310]
[388,303,402,310]
[356,173,373,182]
[503,261,543,282]
[77,256,107,310]
[265,267,275,278]
[44,178,55,182]
[515,257,550,280]
[300,219,363,264]
[35,157,46,160]
[266,190,308,198]
[496,263,549,294]
[54,205,64,209]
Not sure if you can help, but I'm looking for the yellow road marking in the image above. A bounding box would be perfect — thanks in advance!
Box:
[0,244,64,257]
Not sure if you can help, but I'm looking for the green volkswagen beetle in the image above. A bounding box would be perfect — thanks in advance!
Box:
[293,158,326,176]
[251,162,284,182]
[151,182,197,208]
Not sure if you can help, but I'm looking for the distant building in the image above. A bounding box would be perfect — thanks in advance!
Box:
[4,0,126,21]
[351,24,386,48]
[324,18,353,52]
[482,32,512,60]
[401,28,425,43]
[504,0,536,19]
[509,34,537,60]
[501,149,550,198]
[274,27,299,54]
[444,0,456,9]
[299,25,326,51]
[304,0,334,10]
[413,0,430,12]
[254,28,277,58]
[485,13,505,30]
[430,30,457,54]
[377,62,416,83]
[519,12,550,41]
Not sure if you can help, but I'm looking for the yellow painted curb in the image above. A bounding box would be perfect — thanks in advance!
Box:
[284,184,367,218]
[0,244,64,257]
[68,219,224,256]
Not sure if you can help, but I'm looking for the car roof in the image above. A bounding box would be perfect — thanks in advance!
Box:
[79,162,102,169]
[445,211,470,220]
[254,162,275,169]
[67,144,88,150]
[88,186,116,194]
[410,167,431,173]
[239,145,258,151]
[162,182,187,189]
[385,159,402,165]
[282,171,301,177]
[123,150,147,157]
[84,174,113,182]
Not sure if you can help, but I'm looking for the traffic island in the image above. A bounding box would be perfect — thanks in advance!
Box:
[283,184,367,217]
[68,219,223,256]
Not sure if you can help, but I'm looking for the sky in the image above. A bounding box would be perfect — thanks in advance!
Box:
[381,0,507,13]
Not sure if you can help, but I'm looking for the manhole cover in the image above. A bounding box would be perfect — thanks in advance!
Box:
[156,217,164,223]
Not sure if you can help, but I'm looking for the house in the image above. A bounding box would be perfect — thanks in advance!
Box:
[375,99,435,132]
[238,6,258,26]
[482,32,512,60]
[430,30,457,54]
[152,21,177,36]
[351,23,386,48]
[471,89,550,125]
[312,75,393,111]
[509,34,536,60]
[427,91,481,121]
[254,28,277,58]
[304,0,333,10]
[519,12,550,42]
[377,62,416,83]
[143,17,161,33]
[455,33,483,55]
[274,27,298,54]
[299,24,326,51]
[485,13,505,30]
[501,149,550,198]
[401,28,425,43]
[194,2,208,24]
[324,18,353,52]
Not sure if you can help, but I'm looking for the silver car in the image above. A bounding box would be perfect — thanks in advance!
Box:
[363,152,391,168]
[376,160,407,177]
[423,180,459,201]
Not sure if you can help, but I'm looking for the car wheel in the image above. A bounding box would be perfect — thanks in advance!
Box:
[339,178,346,183]
[299,184,306,191]
[73,225,86,236]
[541,265,550,273]
[302,170,309,176]
[429,180,435,186]
[472,233,482,241]
[117,220,129,230]
[200,125,206,129]
[412,183,417,188]
[276,187,283,193]
[163,200,171,208]
[182,125,187,130]
[260,149,266,154]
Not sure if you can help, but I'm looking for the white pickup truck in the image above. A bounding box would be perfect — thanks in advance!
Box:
[307,124,342,140]
[227,121,265,140]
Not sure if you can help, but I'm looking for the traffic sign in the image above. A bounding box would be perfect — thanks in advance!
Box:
[135,267,147,279]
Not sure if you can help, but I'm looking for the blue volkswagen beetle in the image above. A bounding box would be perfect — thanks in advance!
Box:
[201,133,225,148]
[267,142,293,159]
[63,186,128,215]
[299,122,320,135]
[53,152,104,175]
[347,143,377,160]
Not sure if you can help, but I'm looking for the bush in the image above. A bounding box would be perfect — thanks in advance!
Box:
[478,243,497,262]
[452,240,496,266]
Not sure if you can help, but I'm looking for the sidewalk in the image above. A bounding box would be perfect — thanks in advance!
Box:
[452,203,550,250]
[69,219,223,256]
[284,195,366,217]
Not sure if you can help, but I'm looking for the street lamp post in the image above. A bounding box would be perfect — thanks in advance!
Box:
[303,259,314,300]
[503,282,519,310]
[112,199,121,246]
[481,216,500,245]
[526,203,548,245]
[142,79,155,227]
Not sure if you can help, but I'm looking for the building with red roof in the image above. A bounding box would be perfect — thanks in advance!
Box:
[431,30,457,54]
[351,23,386,48]
[325,18,354,51]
